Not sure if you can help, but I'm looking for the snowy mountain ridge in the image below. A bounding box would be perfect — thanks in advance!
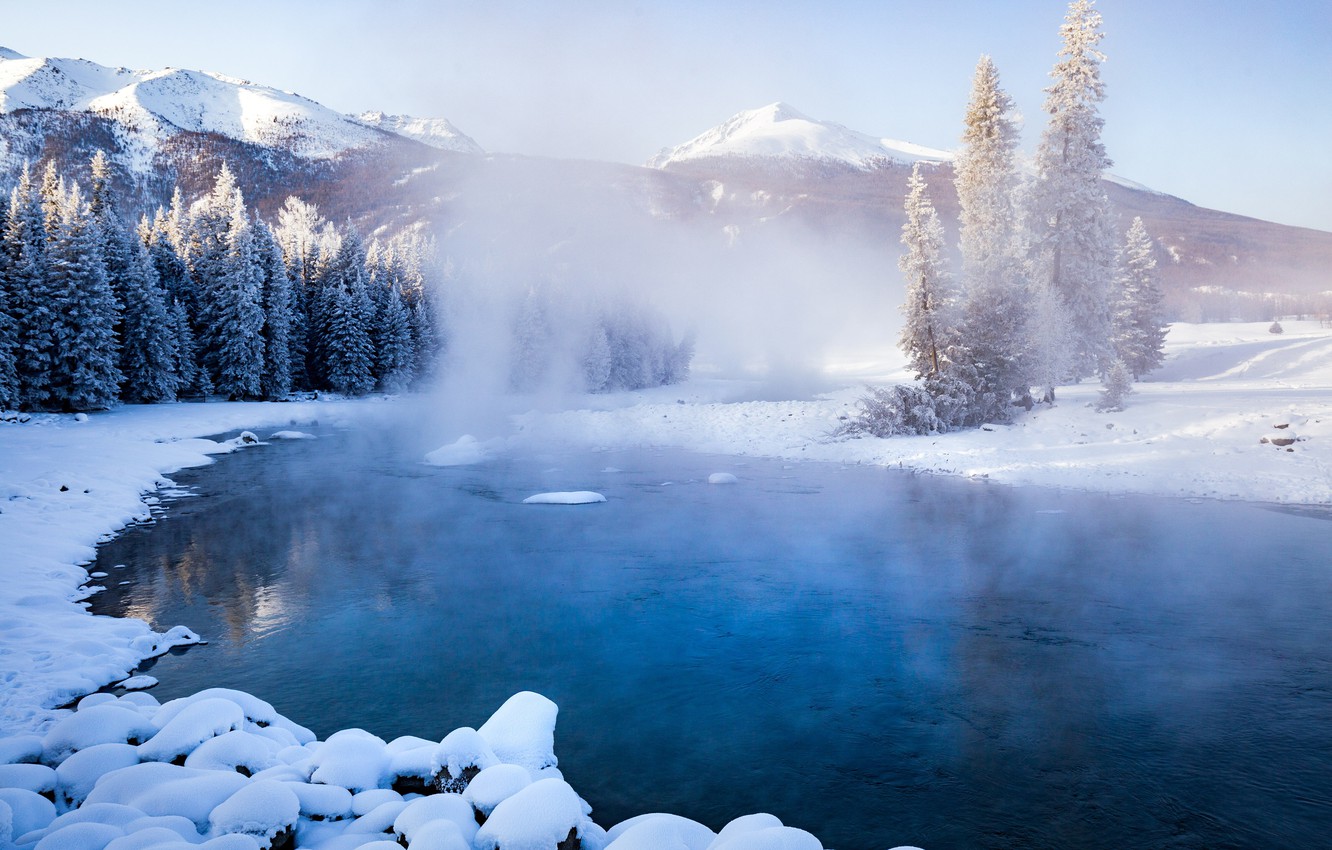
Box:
[649,102,955,170]
[356,111,483,155]
[0,47,481,161]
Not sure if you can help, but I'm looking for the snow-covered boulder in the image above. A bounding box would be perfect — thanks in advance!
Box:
[463,764,532,822]
[183,730,283,775]
[151,690,314,745]
[605,813,716,850]
[430,727,499,792]
[0,735,44,765]
[208,780,300,849]
[280,781,353,822]
[384,738,437,793]
[350,789,401,817]
[392,795,477,846]
[477,692,558,772]
[55,743,141,809]
[308,730,389,793]
[43,704,158,762]
[342,800,409,835]
[707,473,738,485]
[0,787,56,838]
[0,798,11,846]
[84,763,249,831]
[425,435,488,466]
[33,819,122,850]
[705,814,821,850]
[0,762,56,795]
[138,698,245,763]
[474,778,604,850]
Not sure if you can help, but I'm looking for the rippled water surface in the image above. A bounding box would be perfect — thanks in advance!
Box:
[91,426,1332,850]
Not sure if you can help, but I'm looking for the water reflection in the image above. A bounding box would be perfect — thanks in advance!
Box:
[91,430,1332,850]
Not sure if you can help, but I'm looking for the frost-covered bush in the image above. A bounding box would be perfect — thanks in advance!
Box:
[1097,359,1133,412]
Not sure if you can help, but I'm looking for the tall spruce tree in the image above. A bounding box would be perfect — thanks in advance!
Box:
[954,55,1030,412]
[1026,0,1117,380]
[274,196,328,391]
[898,163,955,380]
[0,192,17,409]
[253,217,293,400]
[316,224,374,395]
[1111,216,1168,378]
[366,242,415,393]
[117,237,180,403]
[6,163,55,407]
[46,184,122,410]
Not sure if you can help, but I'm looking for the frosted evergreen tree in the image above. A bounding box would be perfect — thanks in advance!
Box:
[365,245,416,393]
[954,55,1030,410]
[3,163,53,407]
[193,175,265,400]
[144,212,208,396]
[39,161,64,244]
[274,196,328,390]
[510,286,551,391]
[1027,282,1076,404]
[898,163,955,380]
[581,322,612,392]
[316,224,374,395]
[0,194,16,409]
[1097,357,1132,411]
[253,218,293,400]
[45,184,122,410]
[1111,216,1168,379]
[1025,0,1117,380]
[117,238,180,403]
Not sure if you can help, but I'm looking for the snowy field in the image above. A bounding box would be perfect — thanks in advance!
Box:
[1,321,1329,850]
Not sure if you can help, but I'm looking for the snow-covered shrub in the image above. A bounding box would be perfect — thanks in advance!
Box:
[1097,359,1133,412]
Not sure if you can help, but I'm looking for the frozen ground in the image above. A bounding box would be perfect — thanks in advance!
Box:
[0,321,1327,849]
[519,321,1332,506]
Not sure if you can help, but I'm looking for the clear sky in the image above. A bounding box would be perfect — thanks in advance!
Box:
[4,0,1330,231]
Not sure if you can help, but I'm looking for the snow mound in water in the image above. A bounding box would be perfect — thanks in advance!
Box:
[424,435,488,466]
[521,491,606,505]
[708,472,738,485]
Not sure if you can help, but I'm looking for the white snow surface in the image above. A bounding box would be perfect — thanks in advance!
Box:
[648,102,953,170]
[0,50,471,162]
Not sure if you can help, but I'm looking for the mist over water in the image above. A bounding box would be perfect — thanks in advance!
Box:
[91,428,1332,850]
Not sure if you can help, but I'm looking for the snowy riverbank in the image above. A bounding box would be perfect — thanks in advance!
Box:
[0,321,1328,850]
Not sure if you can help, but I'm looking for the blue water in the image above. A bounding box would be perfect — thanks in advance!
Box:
[90,426,1332,850]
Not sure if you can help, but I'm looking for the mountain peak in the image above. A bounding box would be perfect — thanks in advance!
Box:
[0,47,28,60]
[649,103,953,170]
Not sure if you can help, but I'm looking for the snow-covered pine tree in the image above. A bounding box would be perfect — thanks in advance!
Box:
[5,163,56,407]
[316,224,374,396]
[117,236,180,403]
[45,184,122,410]
[581,321,612,392]
[39,161,63,244]
[1097,357,1132,411]
[510,286,551,391]
[192,166,265,399]
[899,163,955,380]
[954,55,1030,413]
[365,244,415,393]
[1027,282,1076,404]
[252,218,293,400]
[0,191,17,409]
[1025,0,1117,380]
[144,211,208,397]
[274,196,329,390]
[1111,216,1168,379]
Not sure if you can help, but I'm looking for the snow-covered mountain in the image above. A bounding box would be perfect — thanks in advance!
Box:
[357,111,483,155]
[649,102,953,170]
[0,48,482,162]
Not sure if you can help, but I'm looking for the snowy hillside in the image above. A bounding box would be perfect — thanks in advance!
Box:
[357,111,484,155]
[0,47,477,161]
[648,102,954,170]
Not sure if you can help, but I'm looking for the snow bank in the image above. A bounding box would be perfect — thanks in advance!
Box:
[521,491,606,505]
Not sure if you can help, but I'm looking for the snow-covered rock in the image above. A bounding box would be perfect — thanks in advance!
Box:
[424,435,489,467]
[605,813,716,850]
[473,778,603,850]
[43,704,157,763]
[430,728,498,791]
[208,780,300,845]
[477,692,558,772]
[0,786,56,837]
[521,491,606,505]
[707,472,738,485]
[706,814,822,850]
[138,699,246,763]
[54,743,141,809]
[308,730,389,793]
[463,764,532,821]
[392,795,477,846]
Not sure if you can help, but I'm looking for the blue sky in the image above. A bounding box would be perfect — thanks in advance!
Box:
[5,0,1330,231]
